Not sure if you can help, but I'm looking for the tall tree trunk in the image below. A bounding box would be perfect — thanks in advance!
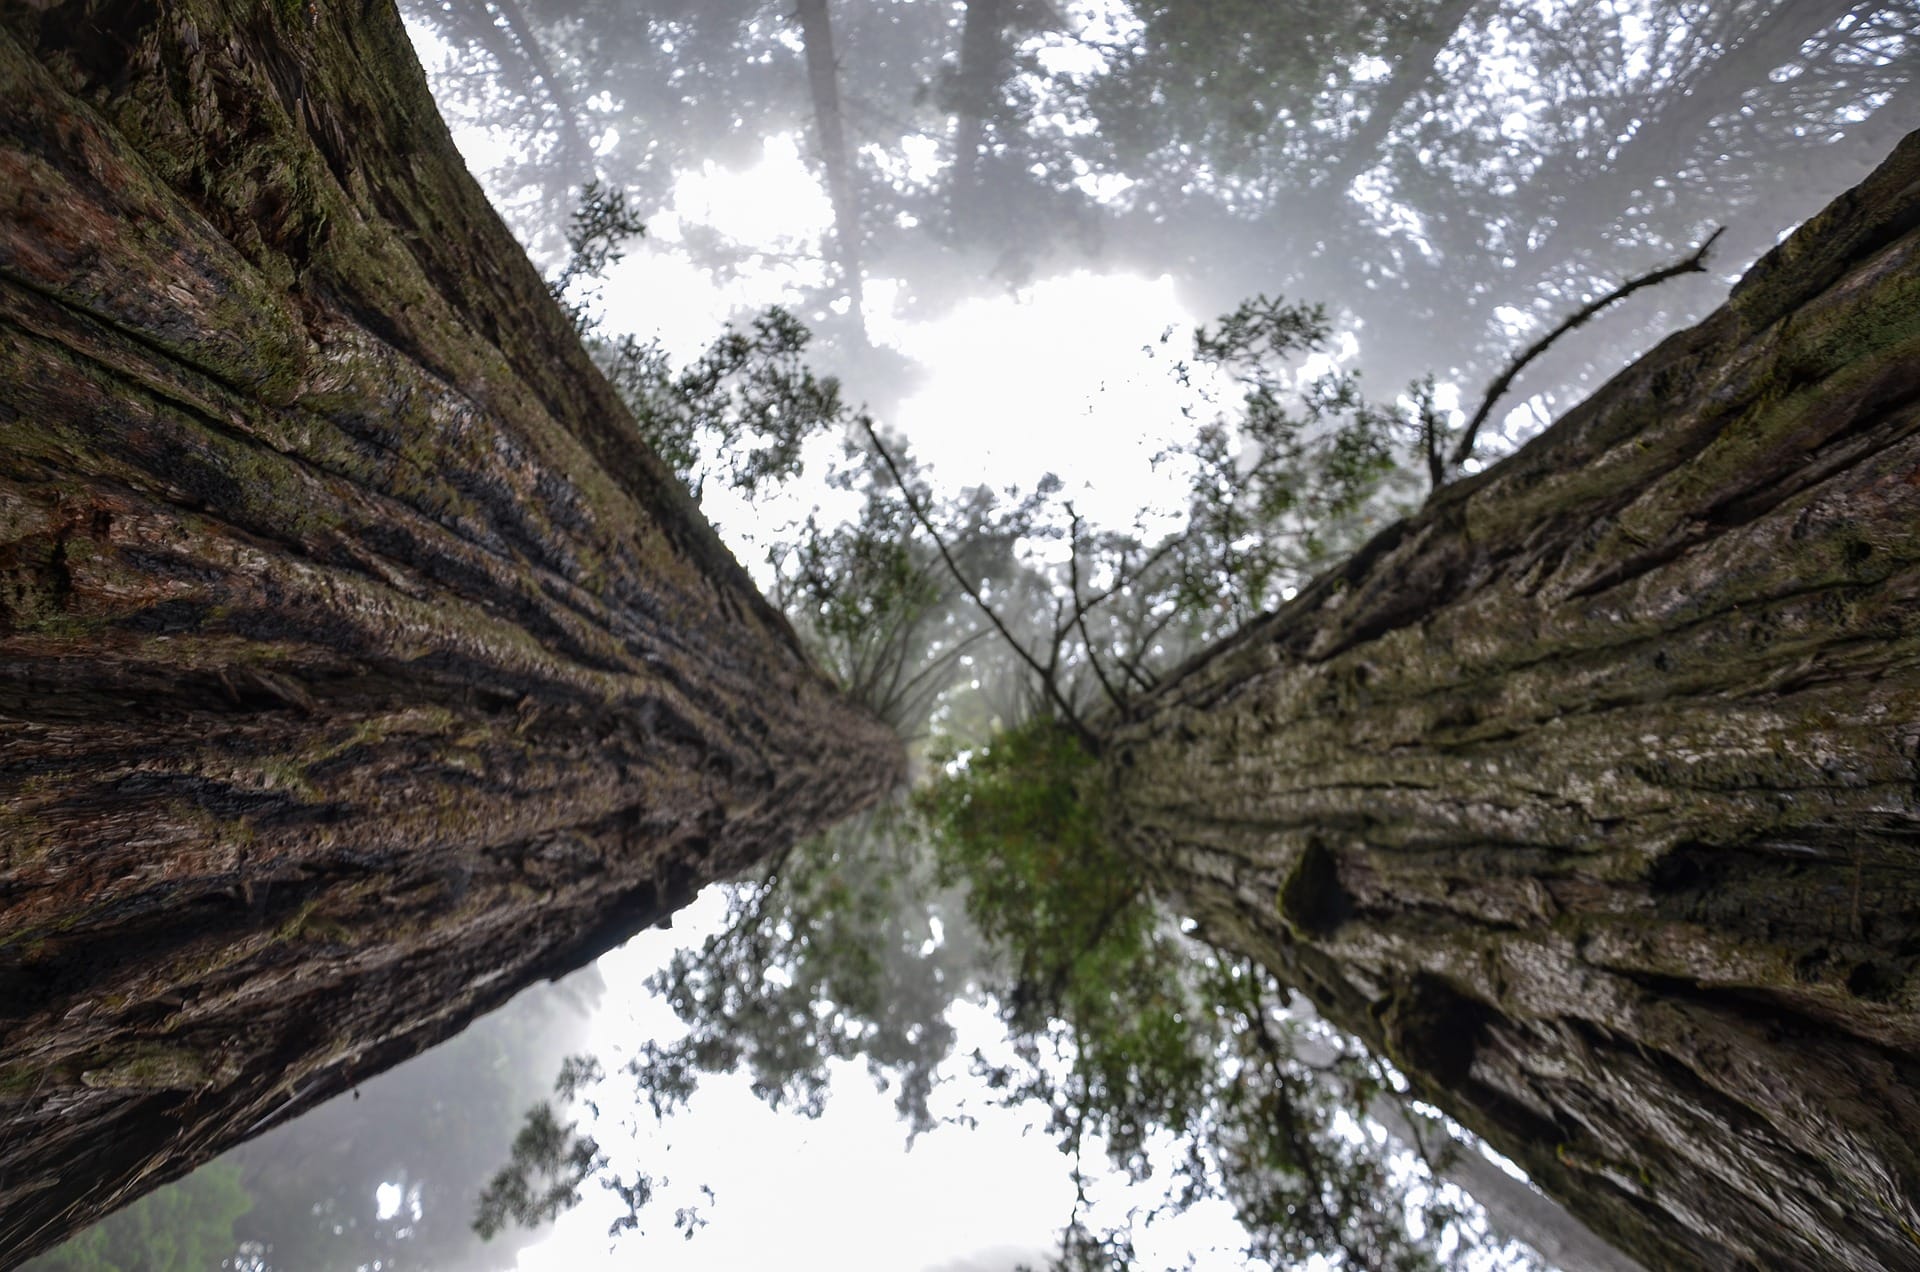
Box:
[948,0,1005,239]
[794,0,866,331]
[1317,0,1478,196]
[484,0,595,183]
[0,0,899,1264]
[1506,0,1877,302]
[1108,129,1920,1271]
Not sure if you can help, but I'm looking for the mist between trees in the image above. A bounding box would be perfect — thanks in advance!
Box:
[15,1,1920,1270]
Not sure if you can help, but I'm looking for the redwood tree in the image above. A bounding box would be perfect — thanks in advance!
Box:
[0,0,899,1264]
[1109,131,1920,1269]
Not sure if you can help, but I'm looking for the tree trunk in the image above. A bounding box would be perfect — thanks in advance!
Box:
[794,0,866,327]
[484,0,595,183]
[1368,1096,1646,1272]
[947,0,1004,239]
[1505,0,1876,302]
[1317,0,1477,196]
[0,0,900,1265]
[1108,129,1920,1271]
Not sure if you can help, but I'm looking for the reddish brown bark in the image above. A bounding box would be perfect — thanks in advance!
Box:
[0,0,900,1263]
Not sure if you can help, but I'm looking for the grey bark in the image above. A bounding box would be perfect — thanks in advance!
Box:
[1109,129,1920,1270]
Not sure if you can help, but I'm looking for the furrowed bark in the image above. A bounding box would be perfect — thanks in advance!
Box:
[1109,130,1920,1270]
[0,0,901,1264]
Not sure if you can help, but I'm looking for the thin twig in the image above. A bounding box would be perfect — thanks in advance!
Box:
[1450,226,1726,470]
[859,418,1098,751]
[1064,506,1130,716]
[1069,534,1181,625]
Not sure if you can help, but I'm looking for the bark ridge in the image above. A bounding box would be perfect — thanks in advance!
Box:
[0,0,900,1263]
[1112,129,1920,1271]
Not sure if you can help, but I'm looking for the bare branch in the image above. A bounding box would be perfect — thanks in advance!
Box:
[1451,227,1726,469]
[859,418,1099,751]
[1064,505,1130,716]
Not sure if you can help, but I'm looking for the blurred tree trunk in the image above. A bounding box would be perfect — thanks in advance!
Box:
[1508,0,1877,300]
[0,0,899,1264]
[794,0,866,332]
[1110,130,1920,1271]
[485,0,595,181]
[1318,0,1478,196]
[948,0,1005,239]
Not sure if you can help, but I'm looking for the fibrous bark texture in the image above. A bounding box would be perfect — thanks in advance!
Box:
[0,0,901,1264]
[1109,131,1920,1270]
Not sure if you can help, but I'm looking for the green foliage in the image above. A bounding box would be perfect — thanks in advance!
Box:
[539,180,844,504]
[24,1161,252,1272]
[919,720,1521,1272]
[770,431,1038,733]
[635,809,970,1135]
[473,1061,614,1241]
[599,307,845,500]
[1164,293,1431,626]
[548,179,647,329]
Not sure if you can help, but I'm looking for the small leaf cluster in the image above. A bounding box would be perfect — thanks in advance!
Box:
[600,307,846,501]
[1165,294,1438,626]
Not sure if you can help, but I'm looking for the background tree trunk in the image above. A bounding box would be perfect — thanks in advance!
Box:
[795,0,866,329]
[1109,130,1920,1271]
[1316,0,1478,197]
[947,0,1004,239]
[0,0,900,1264]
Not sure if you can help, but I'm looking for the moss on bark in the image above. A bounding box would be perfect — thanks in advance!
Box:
[0,0,901,1264]
[1110,132,1920,1271]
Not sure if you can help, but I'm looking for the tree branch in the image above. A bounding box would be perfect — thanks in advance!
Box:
[859,418,1099,752]
[1065,506,1130,717]
[1450,226,1726,469]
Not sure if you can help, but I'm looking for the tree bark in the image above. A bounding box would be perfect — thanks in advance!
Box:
[0,0,900,1265]
[1108,129,1920,1270]
[1367,1096,1646,1272]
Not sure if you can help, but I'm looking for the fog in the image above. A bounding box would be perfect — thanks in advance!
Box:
[28,2,1919,1270]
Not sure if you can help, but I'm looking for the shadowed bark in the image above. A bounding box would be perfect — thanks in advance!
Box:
[1110,130,1920,1270]
[0,0,900,1264]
